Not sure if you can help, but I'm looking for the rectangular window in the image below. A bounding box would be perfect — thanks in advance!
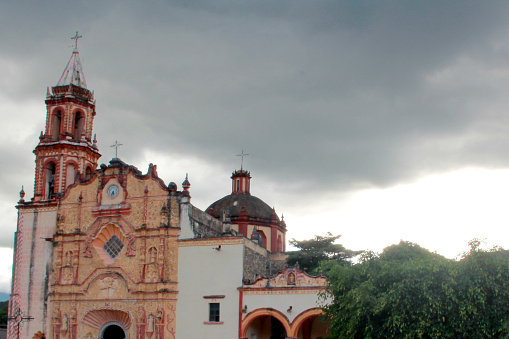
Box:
[209,303,220,322]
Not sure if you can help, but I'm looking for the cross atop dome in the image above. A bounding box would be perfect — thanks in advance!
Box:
[57,31,88,88]
[236,150,249,170]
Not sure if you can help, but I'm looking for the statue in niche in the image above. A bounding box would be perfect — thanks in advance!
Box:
[149,247,157,263]
[69,306,77,339]
[61,314,68,334]
[126,236,136,256]
[52,305,61,339]
[136,306,146,339]
[64,251,73,267]
[146,264,158,283]
[147,313,155,334]
[155,305,165,339]
[83,240,92,257]
[287,272,296,285]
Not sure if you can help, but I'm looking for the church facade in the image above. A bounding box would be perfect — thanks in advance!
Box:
[8,40,328,339]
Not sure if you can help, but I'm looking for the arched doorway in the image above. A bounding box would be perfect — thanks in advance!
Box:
[295,315,328,339]
[290,309,329,339]
[242,309,291,339]
[100,323,127,339]
[246,315,287,339]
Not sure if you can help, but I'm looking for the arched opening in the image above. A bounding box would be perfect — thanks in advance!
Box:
[148,247,158,263]
[295,315,328,339]
[45,162,56,199]
[258,229,268,249]
[66,164,76,188]
[73,111,84,141]
[85,166,92,180]
[52,110,61,140]
[246,315,288,339]
[101,323,126,339]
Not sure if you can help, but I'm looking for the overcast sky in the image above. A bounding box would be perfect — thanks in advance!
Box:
[2,1,509,293]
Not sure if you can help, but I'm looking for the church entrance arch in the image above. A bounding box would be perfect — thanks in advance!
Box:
[100,322,127,339]
[241,308,291,339]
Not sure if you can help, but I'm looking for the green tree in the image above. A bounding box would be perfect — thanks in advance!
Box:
[322,240,509,338]
[0,300,8,325]
[286,232,360,274]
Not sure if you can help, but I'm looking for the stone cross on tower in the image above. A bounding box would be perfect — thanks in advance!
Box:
[236,150,249,170]
[71,31,82,50]
[111,140,123,159]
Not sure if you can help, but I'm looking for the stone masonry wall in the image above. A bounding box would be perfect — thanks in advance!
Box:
[243,240,288,284]
[188,205,223,238]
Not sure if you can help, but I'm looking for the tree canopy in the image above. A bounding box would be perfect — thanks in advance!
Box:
[286,232,360,274]
[322,240,509,338]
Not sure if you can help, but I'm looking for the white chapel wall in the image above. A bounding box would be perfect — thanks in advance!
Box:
[177,241,244,338]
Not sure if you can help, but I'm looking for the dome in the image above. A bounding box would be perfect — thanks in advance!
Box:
[207,194,278,222]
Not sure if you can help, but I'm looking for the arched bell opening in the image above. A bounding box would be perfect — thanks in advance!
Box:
[66,163,76,188]
[45,161,56,199]
[73,111,84,141]
[85,166,93,180]
[52,110,62,141]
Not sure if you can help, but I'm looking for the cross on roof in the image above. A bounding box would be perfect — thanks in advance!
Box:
[236,150,249,170]
[71,31,82,50]
[111,140,123,159]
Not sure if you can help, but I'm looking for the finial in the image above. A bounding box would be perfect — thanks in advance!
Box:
[46,87,51,98]
[182,173,191,190]
[110,140,123,159]
[236,150,249,170]
[19,186,25,202]
[93,134,97,145]
[71,31,82,51]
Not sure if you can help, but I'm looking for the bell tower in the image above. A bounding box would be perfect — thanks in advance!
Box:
[33,32,100,201]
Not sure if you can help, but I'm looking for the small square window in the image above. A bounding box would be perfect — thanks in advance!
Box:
[209,303,220,322]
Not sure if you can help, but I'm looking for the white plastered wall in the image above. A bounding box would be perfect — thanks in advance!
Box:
[13,209,56,339]
[176,241,244,338]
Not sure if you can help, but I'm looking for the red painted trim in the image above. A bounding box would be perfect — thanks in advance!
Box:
[91,205,131,217]
[46,97,95,109]
[203,322,224,325]
[239,286,326,292]
[238,289,243,338]
[178,236,244,243]
[35,143,101,157]
[271,226,277,252]
[203,295,225,299]
[238,223,248,237]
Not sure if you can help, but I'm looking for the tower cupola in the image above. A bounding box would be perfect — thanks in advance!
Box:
[231,169,251,195]
[32,32,101,201]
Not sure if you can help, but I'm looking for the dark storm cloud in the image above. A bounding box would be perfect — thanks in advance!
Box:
[2,0,509,195]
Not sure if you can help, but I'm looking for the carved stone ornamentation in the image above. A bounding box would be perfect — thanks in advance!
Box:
[136,307,146,339]
[52,305,61,339]
[99,276,119,298]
